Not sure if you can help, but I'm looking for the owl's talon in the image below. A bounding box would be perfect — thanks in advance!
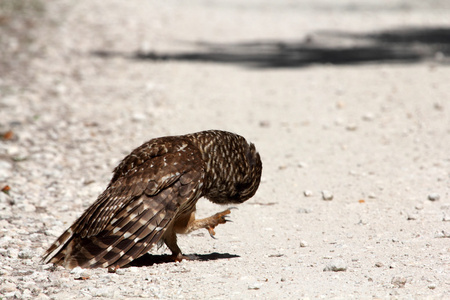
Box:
[207,226,216,238]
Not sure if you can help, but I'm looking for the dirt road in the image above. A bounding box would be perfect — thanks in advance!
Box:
[1,0,449,298]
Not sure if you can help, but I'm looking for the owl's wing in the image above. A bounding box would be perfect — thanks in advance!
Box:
[42,141,204,269]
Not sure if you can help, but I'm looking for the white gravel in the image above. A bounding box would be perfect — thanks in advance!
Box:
[323,258,347,272]
[1,0,449,299]
[321,190,334,201]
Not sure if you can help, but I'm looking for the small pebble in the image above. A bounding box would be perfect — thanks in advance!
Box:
[443,213,450,222]
[428,283,436,289]
[345,124,358,131]
[259,120,270,128]
[297,208,312,214]
[248,282,263,290]
[18,249,33,259]
[131,113,146,122]
[300,240,308,247]
[375,262,384,268]
[362,113,375,121]
[334,118,344,126]
[321,190,333,201]
[71,266,91,279]
[70,266,84,275]
[323,258,347,272]
[336,101,345,109]
[428,193,440,201]
[115,268,126,275]
[391,276,407,288]
[297,162,308,168]
[407,213,417,221]
[357,219,368,225]
[434,230,450,238]
[433,103,443,111]
[303,190,313,197]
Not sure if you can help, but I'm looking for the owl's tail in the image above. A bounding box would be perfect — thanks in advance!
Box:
[41,226,76,266]
[41,201,174,269]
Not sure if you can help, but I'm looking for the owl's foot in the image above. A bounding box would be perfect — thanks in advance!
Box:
[206,208,234,238]
[182,208,236,238]
[170,253,191,262]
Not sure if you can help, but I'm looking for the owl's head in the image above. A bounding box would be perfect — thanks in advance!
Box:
[227,141,262,203]
[190,130,262,205]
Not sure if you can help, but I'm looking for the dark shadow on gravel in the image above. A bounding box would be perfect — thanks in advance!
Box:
[125,252,240,268]
[93,27,450,68]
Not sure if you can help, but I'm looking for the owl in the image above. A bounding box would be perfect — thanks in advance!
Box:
[42,130,262,269]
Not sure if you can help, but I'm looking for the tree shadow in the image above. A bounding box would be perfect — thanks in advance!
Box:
[124,252,240,268]
[93,26,450,69]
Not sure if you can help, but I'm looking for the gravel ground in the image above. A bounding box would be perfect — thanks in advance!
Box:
[1,0,449,299]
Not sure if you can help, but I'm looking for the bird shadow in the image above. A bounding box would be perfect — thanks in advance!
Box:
[124,252,240,268]
[92,26,450,69]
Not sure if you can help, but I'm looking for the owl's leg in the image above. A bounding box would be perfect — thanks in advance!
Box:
[184,209,232,238]
[163,227,188,262]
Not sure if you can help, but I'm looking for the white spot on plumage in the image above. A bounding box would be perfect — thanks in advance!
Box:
[89,258,98,265]
[113,227,121,234]
[160,174,173,182]
[123,232,132,239]
[128,212,139,220]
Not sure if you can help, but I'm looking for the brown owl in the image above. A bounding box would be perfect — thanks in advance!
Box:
[42,130,262,269]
